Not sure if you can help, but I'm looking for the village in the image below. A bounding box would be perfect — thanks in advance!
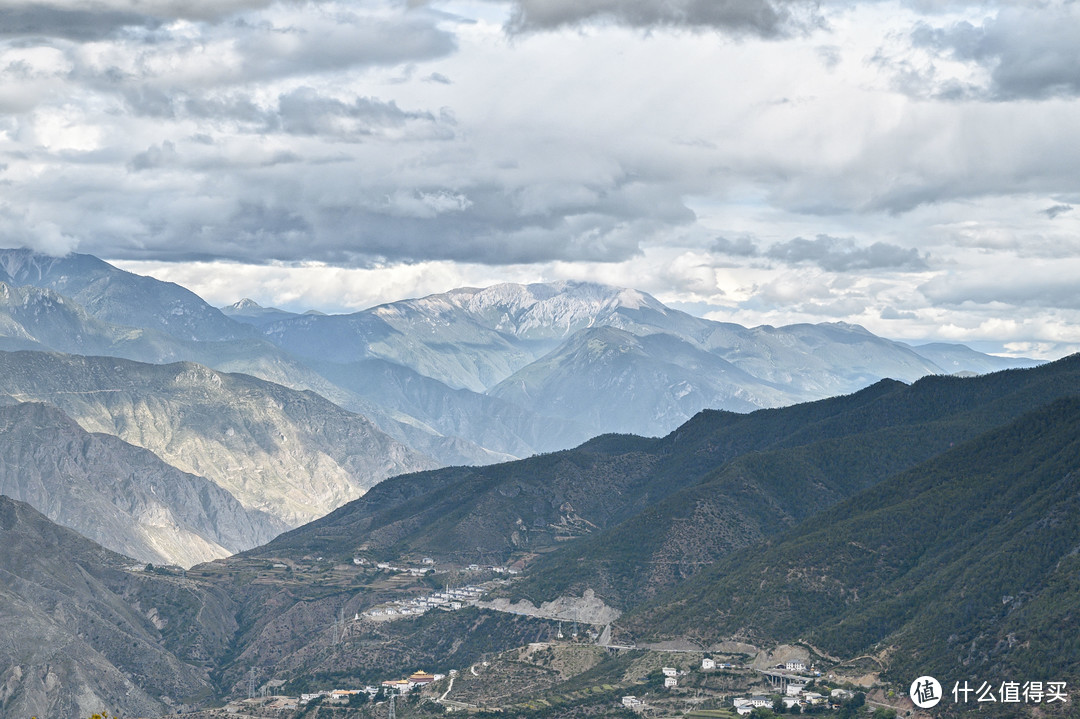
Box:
[189,635,905,719]
[616,658,872,716]
[356,556,512,620]
[179,554,905,719]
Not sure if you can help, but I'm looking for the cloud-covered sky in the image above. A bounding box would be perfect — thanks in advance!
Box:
[1,0,1078,358]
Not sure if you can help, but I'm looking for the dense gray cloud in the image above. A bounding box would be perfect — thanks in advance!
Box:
[0,0,302,40]
[499,0,818,36]
[0,7,160,40]
[1043,204,1073,219]
[911,3,1080,100]
[228,12,457,83]
[712,235,759,257]
[766,235,928,272]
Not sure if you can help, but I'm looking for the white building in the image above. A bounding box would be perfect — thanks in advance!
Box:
[787,683,806,696]
[664,677,677,688]
[702,658,716,670]
[662,667,678,677]
[785,660,806,672]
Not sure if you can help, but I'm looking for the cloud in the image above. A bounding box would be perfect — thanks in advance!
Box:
[911,3,1080,100]
[766,235,928,272]
[0,0,317,41]
[275,88,438,139]
[496,0,819,37]
[920,264,1080,310]
[880,305,917,320]
[52,5,458,101]
[712,235,759,257]
[0,0,301,36]
[1043,204,1073,219]
[0,6,161,40]
[228,10,457,83]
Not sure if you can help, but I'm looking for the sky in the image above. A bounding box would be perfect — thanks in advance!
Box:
[1,0,1079,358]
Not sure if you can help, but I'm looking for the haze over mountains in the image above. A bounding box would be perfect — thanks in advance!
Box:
[0,249,1038,571]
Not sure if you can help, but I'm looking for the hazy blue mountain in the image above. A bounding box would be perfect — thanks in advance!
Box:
[258,279,1036,440]
[0,255,579,463]
[0,249,255,342]
[310,357,592,456]
[0,401,285,566]
[905,340,1043,374]
[0,252,1040,464]
[0,350,434,528]
[0,276,500,466]
[489,325,809,437]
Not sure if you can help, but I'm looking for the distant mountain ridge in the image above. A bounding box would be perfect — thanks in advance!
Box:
[0,249,254,342]
[0,249,1038,458]
[251,278,1040,439]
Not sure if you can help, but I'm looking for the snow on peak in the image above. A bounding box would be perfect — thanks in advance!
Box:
[426,280,664,338]
[227,298,263,311]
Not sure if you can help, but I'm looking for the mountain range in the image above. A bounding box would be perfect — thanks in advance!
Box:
[4,356,1079,717]
[1,247,1071,717]
[0,248,1036,564]
[2,249,1036,459]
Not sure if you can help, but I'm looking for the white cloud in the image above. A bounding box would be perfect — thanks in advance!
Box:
[0,0,1075,355]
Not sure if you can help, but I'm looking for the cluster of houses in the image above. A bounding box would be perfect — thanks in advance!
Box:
[363,585,486,619]
[360,558,436,577]
[353,556,522,577]
[733,686,856,714]
[298,671,446,705]
[465,563,520,575]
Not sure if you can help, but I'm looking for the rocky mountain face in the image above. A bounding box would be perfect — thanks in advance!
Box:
[0,496,234,719]
[0,401,285,566]
[0,351,434,528]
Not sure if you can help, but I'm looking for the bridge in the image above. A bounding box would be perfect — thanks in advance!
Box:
[757,669,814,691]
